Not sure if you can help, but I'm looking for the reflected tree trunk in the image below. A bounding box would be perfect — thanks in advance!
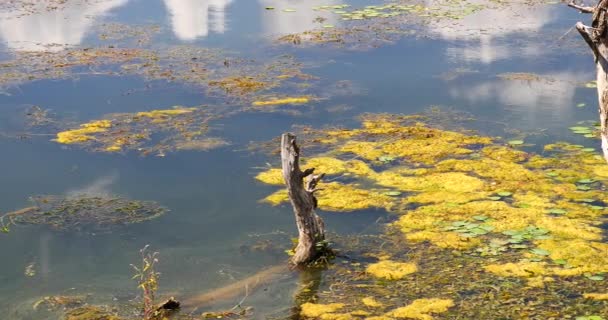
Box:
[570,0,608,162]
[290,268,323,319]
[280,133,326,266]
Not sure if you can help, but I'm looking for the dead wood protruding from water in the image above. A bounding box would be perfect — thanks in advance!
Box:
[570,0,608,162]
[280,133,327,266]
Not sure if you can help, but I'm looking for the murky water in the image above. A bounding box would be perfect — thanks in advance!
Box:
[0,0,603,319]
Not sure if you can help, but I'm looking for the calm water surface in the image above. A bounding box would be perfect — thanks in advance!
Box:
[0,0,601,318]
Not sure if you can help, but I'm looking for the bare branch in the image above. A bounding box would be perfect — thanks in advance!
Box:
[576,22,600,60]
[568,0,595,13]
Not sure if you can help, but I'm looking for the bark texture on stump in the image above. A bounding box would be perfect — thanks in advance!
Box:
[280,133,326,266]
[570,0,608,162]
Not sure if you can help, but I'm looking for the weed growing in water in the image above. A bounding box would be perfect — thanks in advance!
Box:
[131,245,160,320]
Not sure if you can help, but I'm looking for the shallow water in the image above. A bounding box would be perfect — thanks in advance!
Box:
[0,0,603,319]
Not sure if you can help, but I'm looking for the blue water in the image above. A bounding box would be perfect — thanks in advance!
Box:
[0,0,601,319]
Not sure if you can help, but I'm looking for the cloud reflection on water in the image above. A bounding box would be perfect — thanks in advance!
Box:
[0,0,127,52]
[163,0,233,40]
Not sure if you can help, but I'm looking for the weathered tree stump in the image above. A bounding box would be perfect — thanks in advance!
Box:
[570,0,608,162]
[280,133,327,266]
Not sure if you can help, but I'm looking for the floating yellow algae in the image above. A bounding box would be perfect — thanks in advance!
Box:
[55,120,112,144]
[332,123,491,165]
[362,297,384,308]
[252,96,310,106]
[481,145,528,162]
[538,239,608,275]
[304,157,376,177]
[406,230,480,250]
[256,114,608,287]
[174,137,229,151]
[374,171,485,193]
[350,310,371,316]
[262,189,289,205]
[261,181,394,212]
[255,157,375,186]
[526,275,554,288]
[484,261,547,278]
[583,293,608,300]
[209,76,268,95]
[484,261,558,287]
[319,313,354,320]
[366,260,417,280]
[135,107,196,122]
[52,106,212,155]
[385,298,454,320]
[256,168,284,185]
[316,183,395,212]
[300,303,345,318]
[534,216,601,241]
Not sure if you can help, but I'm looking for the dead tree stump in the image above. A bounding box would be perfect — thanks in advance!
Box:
[570,0,608,162]
[280,133,326,266]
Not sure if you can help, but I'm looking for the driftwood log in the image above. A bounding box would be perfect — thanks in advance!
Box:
[280,133,327,266]
[570,0,608,161]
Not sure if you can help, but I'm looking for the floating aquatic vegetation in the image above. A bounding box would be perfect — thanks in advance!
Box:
[252,96,310,107]
[7,195,166,232]
[33,295,88,311]
[300,303,345,318]
[52,106,217,156]
[64,305,121,320]
[569,121,601,139]
[366,260,418,280]
[384,298,454,319]
[0,43,317,105]
[275,0,495,49]
[97,23,161,46]
[256,113,608,317]
[497,72,550,82]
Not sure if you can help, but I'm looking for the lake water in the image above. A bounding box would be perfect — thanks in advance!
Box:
[0,0,604,319]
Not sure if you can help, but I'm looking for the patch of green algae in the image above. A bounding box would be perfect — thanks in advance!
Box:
[256,113,608,318]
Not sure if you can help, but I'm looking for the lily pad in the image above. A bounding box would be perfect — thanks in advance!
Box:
[384,191,402,196]
[586,275,605,281]
[378,155,396,163]
[548,208,567,215]
[530,248,550,256]
[576,316,604,320]
[508,140,524,146]
[487,196,501,201]
[496,191,512,197]
[577,178,595,184]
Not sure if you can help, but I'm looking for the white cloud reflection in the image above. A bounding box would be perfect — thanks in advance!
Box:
[449,72,590,124]
[163,0,233,40]
[258,0,337,36]
[0,0,127,52]
[427,0,556,63]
